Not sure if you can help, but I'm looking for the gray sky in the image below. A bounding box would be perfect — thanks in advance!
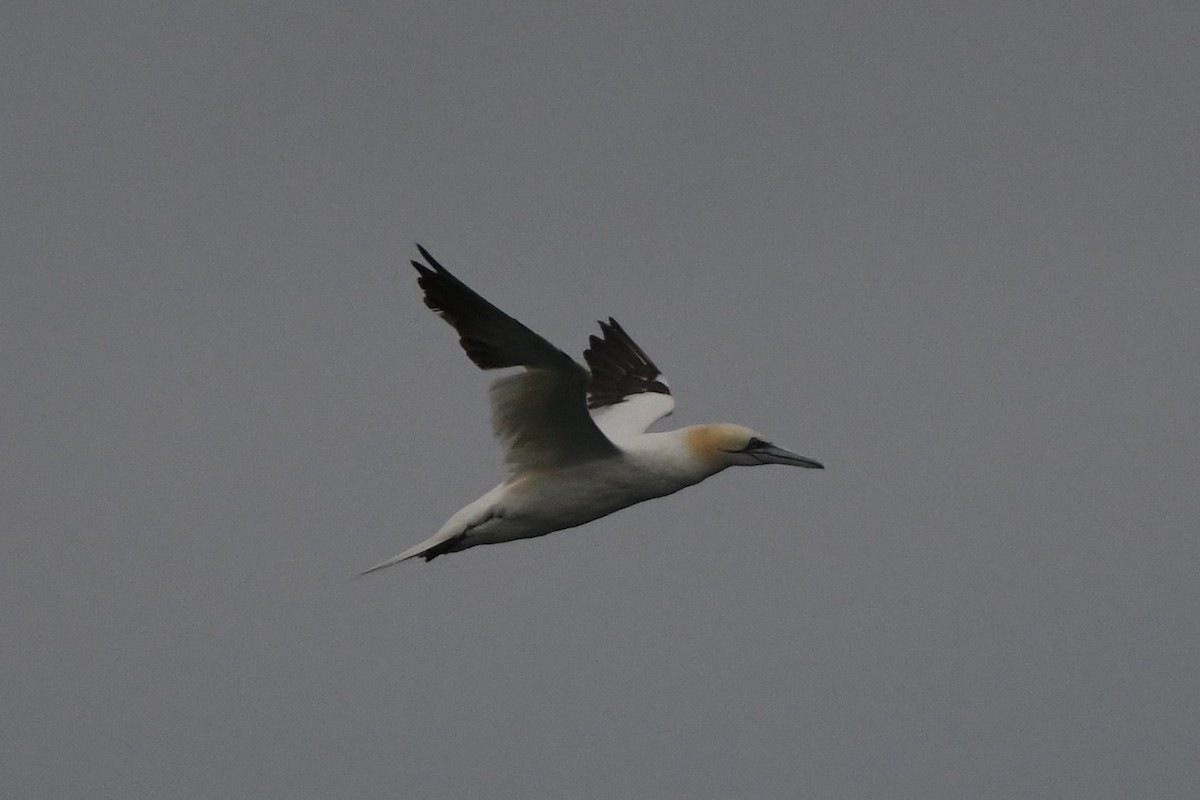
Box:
[5,2,1199,798]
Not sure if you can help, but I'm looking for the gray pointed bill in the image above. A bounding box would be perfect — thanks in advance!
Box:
[753,444,824,469]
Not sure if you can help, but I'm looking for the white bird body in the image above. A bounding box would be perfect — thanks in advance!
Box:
[362,246,823,572]
[365,429,717,569]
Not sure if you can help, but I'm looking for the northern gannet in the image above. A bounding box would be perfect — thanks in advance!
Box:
[362,245,823,572]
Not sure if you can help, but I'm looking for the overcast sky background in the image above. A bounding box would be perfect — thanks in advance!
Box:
[5,2,1199,798]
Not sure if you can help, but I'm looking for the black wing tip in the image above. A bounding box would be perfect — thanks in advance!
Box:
[592,317,659,372]
[411,243,433,277]
[584,314,670,410]
[596,317,623,336]
[412,243,448,275]
[411,245,467,301]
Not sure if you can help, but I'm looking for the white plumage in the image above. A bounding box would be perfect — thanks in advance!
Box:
[362,245,823,572]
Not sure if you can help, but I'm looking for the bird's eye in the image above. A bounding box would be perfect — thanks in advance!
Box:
[745,437,769,450]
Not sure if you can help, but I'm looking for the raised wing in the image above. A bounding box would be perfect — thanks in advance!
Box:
[584,318,675,442]
[411,245,619,471]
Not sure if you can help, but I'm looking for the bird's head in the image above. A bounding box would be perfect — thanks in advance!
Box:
[686,424,824,471]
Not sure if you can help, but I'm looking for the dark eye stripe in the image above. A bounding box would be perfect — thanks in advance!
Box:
[745,437,769,450]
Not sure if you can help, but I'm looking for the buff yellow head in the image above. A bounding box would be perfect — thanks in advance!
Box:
[684,423,824,471]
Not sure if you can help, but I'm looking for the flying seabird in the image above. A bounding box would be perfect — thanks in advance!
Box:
[362,245,823,572]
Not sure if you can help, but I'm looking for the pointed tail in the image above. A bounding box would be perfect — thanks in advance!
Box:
[359,529,465,575]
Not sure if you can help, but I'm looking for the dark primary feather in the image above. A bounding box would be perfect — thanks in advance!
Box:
[584,317,671,410]
[410,245,619,469]
[411,244,573,371]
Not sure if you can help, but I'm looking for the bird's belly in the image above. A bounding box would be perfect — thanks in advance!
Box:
[456,459,693,551]
[502,464,672,532]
